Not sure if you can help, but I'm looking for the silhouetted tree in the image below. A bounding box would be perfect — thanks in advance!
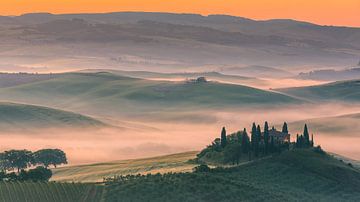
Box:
[282,122,288,134]
[264,122,270,154]
[33,149,67,168]
[303,124,310,146]
[241,128,250,154]
[4,150,33,172]
[221,127,227,148]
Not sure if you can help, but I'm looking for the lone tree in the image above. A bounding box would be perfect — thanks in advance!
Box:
[220,127,227,148]
[33,149,67,168]
[282,122,288,134]
[303,124,310,146]
[4,150,33,172]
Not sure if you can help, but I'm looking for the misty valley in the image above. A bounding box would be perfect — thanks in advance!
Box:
[0,11,360,202]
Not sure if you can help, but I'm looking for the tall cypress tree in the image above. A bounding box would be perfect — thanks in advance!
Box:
[282,122,288,134]
[241,128,250,153]
[303,124,310,146]
[251,123,257,151]
[255,125,261,157]
[311,134,314,147]
[264,121,269,154]
[221,127,227,148]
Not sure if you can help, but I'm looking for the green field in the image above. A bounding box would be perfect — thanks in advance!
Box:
[0,181,103,202]
[0,72,301,117]
[52,151,198,182]
[103,149,360,202]
[277,80,360,102]
[0,102,104,130]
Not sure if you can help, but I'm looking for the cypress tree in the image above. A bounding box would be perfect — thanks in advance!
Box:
[255,125,261,157]
[241,128,250,153]
[264,122,269,154]
[251,123,257,150]
[282,122,288,134]
[311,134,314,147]
[221,127,227,148]
[303,124,310,146]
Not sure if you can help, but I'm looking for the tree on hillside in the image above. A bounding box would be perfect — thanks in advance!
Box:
[282,122,288,134]
[251,123,257,155]
[264,122,270,154]
[254,125,261,157]
[33,149,68,168]
[303,124,310,146]
[4,150,33,172]
[221,127,227,148]
[241,128,250,154]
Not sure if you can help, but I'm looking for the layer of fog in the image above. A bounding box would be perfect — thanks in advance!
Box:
[1,102,360,165]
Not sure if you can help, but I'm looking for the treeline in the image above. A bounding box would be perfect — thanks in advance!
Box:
[0,149,67,182]
[197,122,314,165]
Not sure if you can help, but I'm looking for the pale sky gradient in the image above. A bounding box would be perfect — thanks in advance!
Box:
[1,0,360,27]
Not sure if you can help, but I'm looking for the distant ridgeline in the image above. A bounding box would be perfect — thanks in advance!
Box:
[196,122,314,165]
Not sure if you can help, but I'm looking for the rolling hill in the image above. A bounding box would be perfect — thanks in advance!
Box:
[103,149,360,201]
[79,69,265,87]
[0,72,302,117]
[220,65,293,78]
[277,80,360,102]
[0,102,105,130]
[52,151,197,182]
[1,12,360,74]
[287,112,360,135]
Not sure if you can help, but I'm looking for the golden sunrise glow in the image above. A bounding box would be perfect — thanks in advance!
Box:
[1,0,359,27]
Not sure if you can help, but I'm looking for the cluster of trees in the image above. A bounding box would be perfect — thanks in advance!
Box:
[295,124,314,148]
[0,149,67,182]
[197,122,313,165]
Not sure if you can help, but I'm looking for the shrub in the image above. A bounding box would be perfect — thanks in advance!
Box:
[193,164,211,173]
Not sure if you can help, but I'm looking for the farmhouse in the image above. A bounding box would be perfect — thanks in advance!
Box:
[262,127,290,143]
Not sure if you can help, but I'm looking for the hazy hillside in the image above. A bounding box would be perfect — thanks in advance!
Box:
[1,12,359,73]
[103,149,360,201]
[80,69,265,87]
[0,73,59,88]
[52,151,197,182]
[287,112,360,135]
[220,65,293,78]
[277,80,360,102]
[297,67,360,81]
[0,72,301,117]
[0,102,104,130]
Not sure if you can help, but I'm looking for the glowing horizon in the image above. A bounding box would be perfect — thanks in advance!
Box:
[1,0,360,27]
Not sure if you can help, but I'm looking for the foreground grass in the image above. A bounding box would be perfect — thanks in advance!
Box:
[0,181,103,202]
[52,151,198,182]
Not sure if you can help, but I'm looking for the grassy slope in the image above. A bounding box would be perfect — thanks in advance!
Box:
[0,102,104,130]
[277,80,360,102]
[80,69,266,86]
[0,72,301,113]
[52,151,198,182]
[0,181,103,202]
[103,149,360,202]
[287,112,360,135]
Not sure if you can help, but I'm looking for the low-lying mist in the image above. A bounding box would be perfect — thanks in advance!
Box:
[1,102,360,165]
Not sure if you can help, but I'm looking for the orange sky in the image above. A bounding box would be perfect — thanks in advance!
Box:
[1,0,360,27]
